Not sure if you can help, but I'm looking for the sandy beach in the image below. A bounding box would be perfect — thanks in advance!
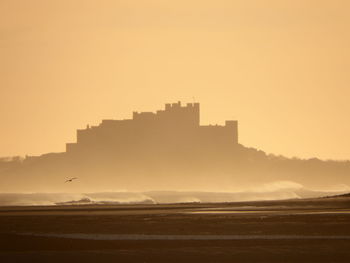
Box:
[1,197,350,262]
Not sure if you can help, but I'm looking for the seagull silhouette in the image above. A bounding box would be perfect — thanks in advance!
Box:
[65,177,78,183]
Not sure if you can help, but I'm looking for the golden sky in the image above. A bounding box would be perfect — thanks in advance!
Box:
[1,0,349,160]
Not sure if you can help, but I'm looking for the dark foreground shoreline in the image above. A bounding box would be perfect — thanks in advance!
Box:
[1,197,350,262]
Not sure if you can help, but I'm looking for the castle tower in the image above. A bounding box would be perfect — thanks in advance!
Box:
[161,101,200,127]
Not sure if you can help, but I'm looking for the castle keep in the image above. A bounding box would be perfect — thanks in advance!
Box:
[66,102,238,156]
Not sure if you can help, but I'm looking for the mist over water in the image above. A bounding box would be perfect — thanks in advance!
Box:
[0,181,348,206]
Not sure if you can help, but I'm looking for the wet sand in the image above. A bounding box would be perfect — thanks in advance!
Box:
[0,197,350,262]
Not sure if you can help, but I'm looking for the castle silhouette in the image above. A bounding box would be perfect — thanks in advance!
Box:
[1,101,349,192]
[66,101,238,157]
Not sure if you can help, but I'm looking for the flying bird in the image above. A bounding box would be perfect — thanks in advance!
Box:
[65,177,78,183]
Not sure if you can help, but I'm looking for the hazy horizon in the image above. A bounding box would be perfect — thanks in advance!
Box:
[1,0,350,160]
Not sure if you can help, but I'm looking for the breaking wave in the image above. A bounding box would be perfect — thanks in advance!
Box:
[0,181,348,206]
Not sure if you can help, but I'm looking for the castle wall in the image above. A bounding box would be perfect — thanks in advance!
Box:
[65,102,238,155]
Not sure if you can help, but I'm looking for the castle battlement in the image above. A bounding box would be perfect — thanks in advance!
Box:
[66,102,238,154]
[164,101,199,110]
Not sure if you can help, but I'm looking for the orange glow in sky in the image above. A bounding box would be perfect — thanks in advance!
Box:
[1,0,350,160]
